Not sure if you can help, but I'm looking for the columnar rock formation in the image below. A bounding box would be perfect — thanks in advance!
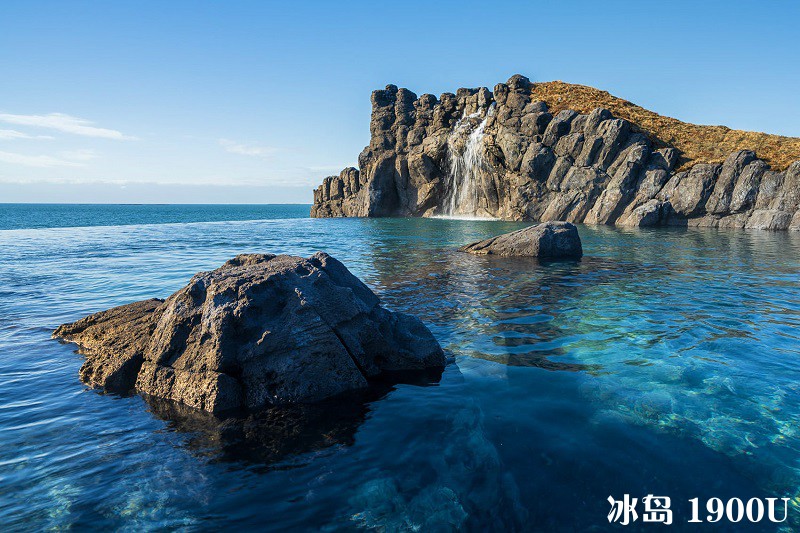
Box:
[311,75,800,230]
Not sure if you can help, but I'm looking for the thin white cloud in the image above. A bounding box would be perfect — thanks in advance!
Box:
[60,149,98,161]
[0,129,55,140]
[0,113,136,140]
[0,148,99,168]
[219,138,279,157]
[0,151,84,168]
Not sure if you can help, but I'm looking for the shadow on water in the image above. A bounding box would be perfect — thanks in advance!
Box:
[140,370,444,471]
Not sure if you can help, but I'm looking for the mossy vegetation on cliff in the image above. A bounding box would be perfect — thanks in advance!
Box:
[532,81,800,171]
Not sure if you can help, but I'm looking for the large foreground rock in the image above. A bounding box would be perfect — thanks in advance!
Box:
[460,221,582,258]
[54,253,445,413]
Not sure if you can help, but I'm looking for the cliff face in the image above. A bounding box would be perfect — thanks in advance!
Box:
[311,75,800,230]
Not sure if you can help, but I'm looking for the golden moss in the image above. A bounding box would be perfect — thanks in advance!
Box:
[531,81,800,171]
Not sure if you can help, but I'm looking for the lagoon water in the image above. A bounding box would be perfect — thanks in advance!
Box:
[0,204,798,530]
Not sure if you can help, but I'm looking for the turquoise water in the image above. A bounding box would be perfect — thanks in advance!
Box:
[0,203,309,230]
[0,204,799,530]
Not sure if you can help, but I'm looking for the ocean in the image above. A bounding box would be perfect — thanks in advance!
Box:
[0,203,798,530]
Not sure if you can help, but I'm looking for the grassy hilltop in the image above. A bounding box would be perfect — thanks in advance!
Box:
[532,81,800,171]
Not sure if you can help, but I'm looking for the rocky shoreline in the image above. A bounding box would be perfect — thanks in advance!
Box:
[311,75,800,230]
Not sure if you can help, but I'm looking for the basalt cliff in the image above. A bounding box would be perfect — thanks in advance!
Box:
[311,75,800,230]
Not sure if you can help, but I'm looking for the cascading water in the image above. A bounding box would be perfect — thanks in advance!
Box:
[441,104,495,218]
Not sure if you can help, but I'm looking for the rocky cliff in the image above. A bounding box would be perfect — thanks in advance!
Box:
[311,75,800,230]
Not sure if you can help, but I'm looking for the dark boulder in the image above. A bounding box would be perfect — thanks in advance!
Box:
[54,253,445,414]
[460,221,583,258]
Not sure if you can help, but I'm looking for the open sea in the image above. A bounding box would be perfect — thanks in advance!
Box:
[0,203,798,531]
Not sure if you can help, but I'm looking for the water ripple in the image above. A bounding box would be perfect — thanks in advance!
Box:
[1,214,799,529]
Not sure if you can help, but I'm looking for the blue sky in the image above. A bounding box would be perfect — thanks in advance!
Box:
[1,0,799,203]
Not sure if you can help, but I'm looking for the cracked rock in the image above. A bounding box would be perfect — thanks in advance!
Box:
[54,253,445,413]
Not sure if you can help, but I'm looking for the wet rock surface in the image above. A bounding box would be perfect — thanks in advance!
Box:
[460,221,583,259]
[54,253,445,413]
[312,75,800,230]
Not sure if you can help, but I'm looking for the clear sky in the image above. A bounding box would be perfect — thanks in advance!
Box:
[1,0,799,204]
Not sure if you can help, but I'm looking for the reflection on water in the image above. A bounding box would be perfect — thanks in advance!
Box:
[141,369,444,471]
[142,388,387,470]
[1,213,799,530]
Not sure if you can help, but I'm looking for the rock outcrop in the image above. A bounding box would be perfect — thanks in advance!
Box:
[311,75,800,230]
[460,221,582,258]
[54,253,445,413]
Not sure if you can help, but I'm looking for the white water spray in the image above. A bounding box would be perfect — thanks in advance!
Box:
[441,104,495,218]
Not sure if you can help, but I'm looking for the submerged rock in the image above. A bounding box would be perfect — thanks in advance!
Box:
[54,252,445,413]
[346,401,528,531]
[460,221,583,258]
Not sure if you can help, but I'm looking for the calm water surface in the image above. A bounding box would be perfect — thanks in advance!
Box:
[0,204,798,531]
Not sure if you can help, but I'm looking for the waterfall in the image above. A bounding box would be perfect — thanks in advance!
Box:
[442,104,495,218]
